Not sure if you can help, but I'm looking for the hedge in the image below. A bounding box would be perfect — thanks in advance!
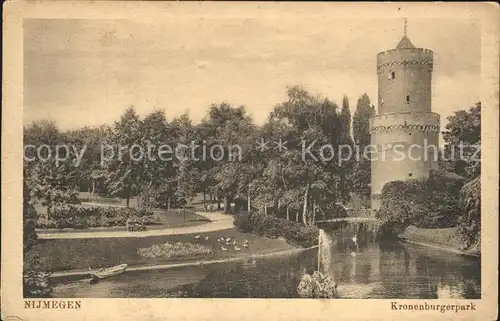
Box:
[233,212,318,248]
[36,206,155,230]
[375,169,466,239]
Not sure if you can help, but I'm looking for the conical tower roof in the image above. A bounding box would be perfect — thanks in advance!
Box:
[396,35,416,49]
[396,18,416,49]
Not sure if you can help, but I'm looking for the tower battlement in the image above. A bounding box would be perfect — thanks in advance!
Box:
[377,48,434,74]
[370,111,440,132]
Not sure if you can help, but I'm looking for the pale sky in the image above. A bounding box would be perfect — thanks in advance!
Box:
[23,15,480,131]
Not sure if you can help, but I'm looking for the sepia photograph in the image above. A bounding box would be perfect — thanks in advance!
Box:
[2,1,498,320]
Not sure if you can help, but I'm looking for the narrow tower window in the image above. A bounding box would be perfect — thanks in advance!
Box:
[381,97,384,104]
[405,94,410,103]
[389,71,396,79]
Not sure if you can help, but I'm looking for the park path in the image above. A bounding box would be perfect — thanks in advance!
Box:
[37,211,234,240]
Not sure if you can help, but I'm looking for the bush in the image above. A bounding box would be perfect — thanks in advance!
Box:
[37,206,155,229]
[126,218,148,231]
[234,212,319,248]
[233,212,254,232]
[376,170,465,238]
[297,271,337,298]
[23,251,52,298]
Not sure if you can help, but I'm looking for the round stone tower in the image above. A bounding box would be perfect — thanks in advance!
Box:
[370,25,440,209]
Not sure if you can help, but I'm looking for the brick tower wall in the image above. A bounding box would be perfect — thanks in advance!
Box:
[370,46,439,210]
[377,48,433,115]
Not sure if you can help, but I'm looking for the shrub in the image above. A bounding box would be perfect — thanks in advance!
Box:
[234,212,319,248]
[297,271,337,298]
[23,251,52,298]
[233,211,253,232]
[126,218,148,231]
[37,205,155,229]
[376,170,465,238]
[24,200,38,253]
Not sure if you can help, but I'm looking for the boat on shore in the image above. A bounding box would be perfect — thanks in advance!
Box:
[89,264,128,281]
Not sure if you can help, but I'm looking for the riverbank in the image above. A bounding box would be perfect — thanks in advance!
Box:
[49,245,318,283]
[399,226,480,257]
[36,227,297,272]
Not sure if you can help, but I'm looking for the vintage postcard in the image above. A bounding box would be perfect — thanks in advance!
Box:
[2,1,499,320]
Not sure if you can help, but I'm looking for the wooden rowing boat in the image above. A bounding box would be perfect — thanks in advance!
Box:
[89,264,128,280]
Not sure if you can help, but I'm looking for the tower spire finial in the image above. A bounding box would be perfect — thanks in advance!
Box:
[404,18,408,36]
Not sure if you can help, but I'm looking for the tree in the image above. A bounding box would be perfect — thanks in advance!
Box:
[137,110,174,208]
[351,94,376,200]
[338,95,354,203]
[171,113,200,210]
[352,94,375,149]
[441,103,481,253]
[340,95,352,141]
[442,102,481,178]
[457,176,481,252]
[64,125,112,200]
[24,121,80,217]
[103,107,145,208]
[200,103,257,213]
[441,102,481,252]
[268,86,345,225]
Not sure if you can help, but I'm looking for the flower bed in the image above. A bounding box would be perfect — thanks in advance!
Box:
[137,242,213,259]
[36,206,155,229]
[233,212,318,248]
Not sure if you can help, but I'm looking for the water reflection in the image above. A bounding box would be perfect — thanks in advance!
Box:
[52,222,480,299]
[318,222,480,299]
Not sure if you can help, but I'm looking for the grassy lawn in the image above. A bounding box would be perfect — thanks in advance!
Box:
[35,227,296,272]
[153,210,210,228]
[400,226,463,249]
[78,192,137,207]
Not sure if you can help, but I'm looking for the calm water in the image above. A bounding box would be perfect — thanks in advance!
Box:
[52,223,481,299]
